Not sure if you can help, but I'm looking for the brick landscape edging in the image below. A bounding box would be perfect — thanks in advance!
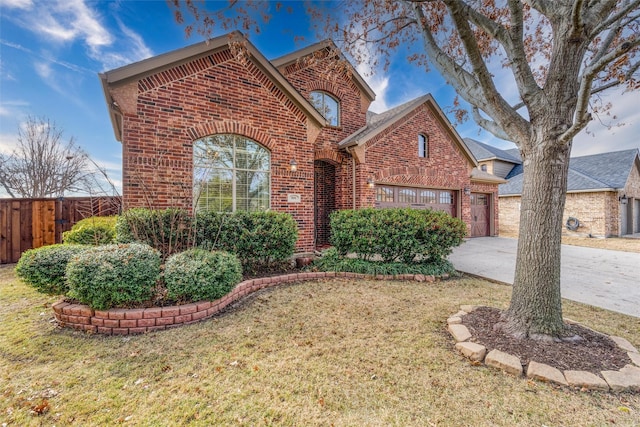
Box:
[52,271,446,335]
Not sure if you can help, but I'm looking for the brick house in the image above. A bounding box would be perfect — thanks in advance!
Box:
[465,138,640,237]
[100,32,503,252]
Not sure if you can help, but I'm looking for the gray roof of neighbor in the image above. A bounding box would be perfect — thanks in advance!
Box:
[464,138,521,164]
[500,148,639,195]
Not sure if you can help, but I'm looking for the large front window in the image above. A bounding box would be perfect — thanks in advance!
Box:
[194,134,270,212]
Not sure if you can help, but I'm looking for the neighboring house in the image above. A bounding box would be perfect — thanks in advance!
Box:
[465,138,640,237]
[100,32,503,253]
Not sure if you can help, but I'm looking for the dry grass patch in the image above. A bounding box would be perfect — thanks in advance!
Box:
[1,265,639,426]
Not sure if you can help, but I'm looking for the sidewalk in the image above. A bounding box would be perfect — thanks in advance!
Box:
[448,237,640,318]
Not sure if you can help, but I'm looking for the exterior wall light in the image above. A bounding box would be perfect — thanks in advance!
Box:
[367,178,375,188]
[290,159,297,172]
[619,194,628,204]
[464,186,471,196]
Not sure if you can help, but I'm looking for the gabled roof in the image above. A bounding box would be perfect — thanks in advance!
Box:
[271,39,376,102]
[338,94,478,167]
[100,32,327,141]
[464,138,521,164]
[500,149,640,195]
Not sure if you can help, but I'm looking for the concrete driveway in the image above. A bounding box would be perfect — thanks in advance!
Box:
[448,237,640,318]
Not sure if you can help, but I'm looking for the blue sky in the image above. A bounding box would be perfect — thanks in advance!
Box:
[1,0,639,196]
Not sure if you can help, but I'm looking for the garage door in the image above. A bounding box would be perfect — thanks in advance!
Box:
[470,193,490,237]
[375,185,457,217]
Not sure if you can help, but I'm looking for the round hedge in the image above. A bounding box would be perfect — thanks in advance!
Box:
[65,243,161,310]
[15,244,88,295]
[164,248,242,302]
[62,216,117,245]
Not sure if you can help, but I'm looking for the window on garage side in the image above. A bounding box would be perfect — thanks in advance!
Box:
[439,191,454,205]
[398,188,417,203]
[418,133,428,158]
[310,91,340,126]
[418,190,436,204]
[376,186,394,202]
[193,134,270,213]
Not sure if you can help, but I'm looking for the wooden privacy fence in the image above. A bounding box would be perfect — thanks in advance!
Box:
[0,197,121,264]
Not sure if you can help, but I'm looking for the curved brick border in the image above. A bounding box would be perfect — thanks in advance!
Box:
[53,271,447,335]
[447,305,640,393]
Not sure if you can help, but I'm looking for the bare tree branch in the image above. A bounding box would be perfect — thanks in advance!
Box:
[0,116,98,198]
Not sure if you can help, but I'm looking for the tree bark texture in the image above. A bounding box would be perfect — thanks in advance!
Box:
[500,136,572,339]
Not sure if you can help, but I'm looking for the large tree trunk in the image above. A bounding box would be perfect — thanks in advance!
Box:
[498,134,573,340]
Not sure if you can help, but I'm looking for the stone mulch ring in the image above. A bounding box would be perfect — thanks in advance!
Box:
[447,305,640,393]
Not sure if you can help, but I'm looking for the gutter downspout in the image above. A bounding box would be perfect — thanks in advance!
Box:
[347,147,357,209]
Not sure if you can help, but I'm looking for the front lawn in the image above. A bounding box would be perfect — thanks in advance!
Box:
[1,264,639,426]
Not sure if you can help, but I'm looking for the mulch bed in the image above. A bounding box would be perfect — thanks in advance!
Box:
[462,306,631,374]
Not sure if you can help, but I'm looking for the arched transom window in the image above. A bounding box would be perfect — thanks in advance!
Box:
[193,134,270,212]
[310,91,340,126]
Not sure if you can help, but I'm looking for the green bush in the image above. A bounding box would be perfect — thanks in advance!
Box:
[66,243,161,310]
[312,248,456,276]
[330,208,467,263]
[15,244,88,295]
[164,248,242,302]
[62,216,117,245]
[116,208,193,258]
[195,210,298,272]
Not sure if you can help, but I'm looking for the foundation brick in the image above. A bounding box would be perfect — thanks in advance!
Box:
[179,304,198,315]
[124,309,145,320]
[119,319,137,328]
[143,308,162,318]
[174,314,193,324]
[108,309,127,320]
[156,317,175,326]
[137,318,156,327]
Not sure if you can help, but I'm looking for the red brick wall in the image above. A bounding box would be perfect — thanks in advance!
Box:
[118,49,316,250]
[279,50,369,212]
[362,104,476,231]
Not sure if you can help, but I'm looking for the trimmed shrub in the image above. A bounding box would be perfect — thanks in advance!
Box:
[164,248,242,302]
[116,208,194,258]
[66,243,161,310]
[330,208,467,263]
[15,244,88,295]
[62,216,117,245]
[312,248,456,276]
[195,210,298,272]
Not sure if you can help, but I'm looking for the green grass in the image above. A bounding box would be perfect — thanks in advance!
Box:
[1,264,639,426]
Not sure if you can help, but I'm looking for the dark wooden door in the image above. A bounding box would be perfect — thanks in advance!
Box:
[470,193,490,237]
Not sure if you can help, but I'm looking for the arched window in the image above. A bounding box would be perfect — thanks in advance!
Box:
[418,133,428,158]
[310,91,340,126]
[193,134,270,212]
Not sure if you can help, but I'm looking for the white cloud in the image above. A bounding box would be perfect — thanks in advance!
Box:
[0,132,18,154]
[29,0,113,52]
[573,88,640,156]
[0,0,32,10]
[362,71,390,114]
[5,0,153,71]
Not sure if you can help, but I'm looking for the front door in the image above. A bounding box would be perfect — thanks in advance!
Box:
[314,161,336,247]
[470,193,490,237]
